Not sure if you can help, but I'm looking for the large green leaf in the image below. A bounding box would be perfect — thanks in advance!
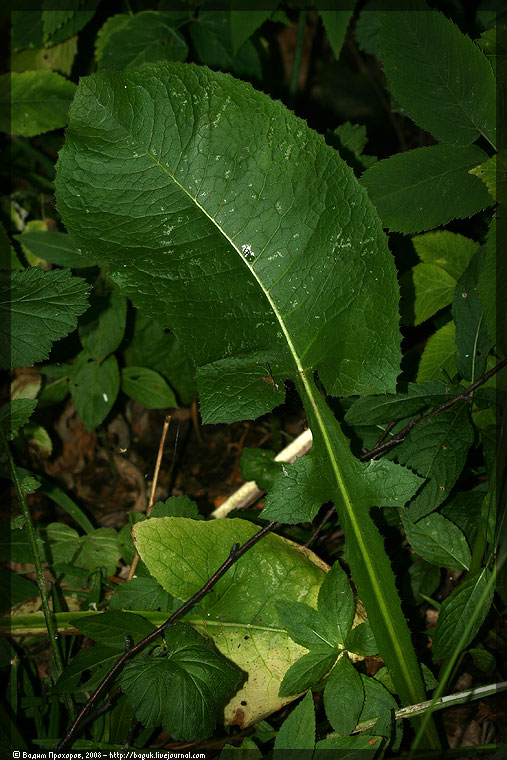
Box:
[361,144,493,234]
[55,62,435,733]
[55,62,402,407]
[0,267,90,370]
[380,10,496,147]
[132,516,329,727]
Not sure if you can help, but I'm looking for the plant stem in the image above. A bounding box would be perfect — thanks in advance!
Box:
[56,519,278,750]
[1,429,75,719]
[295,372,440,750]
[409,559,501,757]
[289,11,307,100]
[2,429,63,676]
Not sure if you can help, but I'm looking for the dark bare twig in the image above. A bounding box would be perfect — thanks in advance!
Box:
[360,358,507,462]
[56,520,279,750]
[305,504,336,548]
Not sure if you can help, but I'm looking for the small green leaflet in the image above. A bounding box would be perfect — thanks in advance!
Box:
[380,10,496,147]
[120,623,242,741]
[78,280,127,361]
[1,268,90,370]
[109,576,173,613]
[319,10,355,60]
[388,403,474,520]
[277,562,374,698]
[432,568,493,660]
[69,610,156,648]
[5,70,77,137]
[273,690,315,752]
[0,399,37,439]
[230,8,276,54]
[361,144,493,234]
[452,249,494,381]
[324,654,365,736]
[401,512,471,571]
[69,350,119,431]
[12,231,94,268]
[95,11,188,71]
[121,366,177,409]
[190,11,261,81]
[345,380,459,426]
[417,321,457,382]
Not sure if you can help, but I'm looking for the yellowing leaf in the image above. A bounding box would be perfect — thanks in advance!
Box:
[132,517,328,727]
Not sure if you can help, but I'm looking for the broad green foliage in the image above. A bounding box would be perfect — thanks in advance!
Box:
[389,403,474,520]
[95,12,188,70]
[1,267,90,370]
[5,3,502,753]
[11,36,78,77]
[54,59,434,718]
[380,10,496,147]
[121,624,242,741]
[432,569,494,660]
[69,350,119,431]
[12,230,94,268]
[5,70,76,137]
[55,62,401,407]
[273,691,315,751]
[132,516,328,726]
[361,144,492,234]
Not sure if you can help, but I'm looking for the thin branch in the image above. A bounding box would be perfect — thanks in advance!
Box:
[305,504,336,548]
[56,519,279,750]
[128,415,171,580]
[361,358,507,462]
